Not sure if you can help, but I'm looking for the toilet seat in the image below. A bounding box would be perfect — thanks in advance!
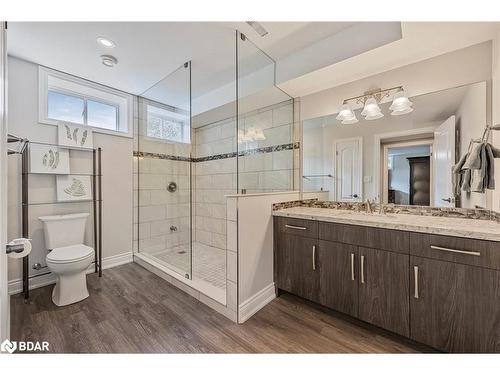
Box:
[47,244,94,264]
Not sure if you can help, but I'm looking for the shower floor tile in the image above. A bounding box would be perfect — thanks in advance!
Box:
[152,242,226,290]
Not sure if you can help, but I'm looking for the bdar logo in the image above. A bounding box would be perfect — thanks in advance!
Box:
[1,339,17,353]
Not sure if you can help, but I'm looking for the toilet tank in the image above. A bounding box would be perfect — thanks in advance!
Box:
[38,213,89,249]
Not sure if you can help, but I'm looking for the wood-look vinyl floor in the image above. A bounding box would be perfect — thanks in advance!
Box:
[11,262,429,353]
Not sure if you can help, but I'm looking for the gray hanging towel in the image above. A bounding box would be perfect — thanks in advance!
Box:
[471,144,487,192]
[485,143,494,190]
[463,141,483,170]
[452,152,468,196]
[461,168,472,192]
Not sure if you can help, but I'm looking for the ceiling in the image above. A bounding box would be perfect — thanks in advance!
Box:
[7,21,358,99]
[223,21,356,60]
[7,22,499,118]
[279,22,500,97]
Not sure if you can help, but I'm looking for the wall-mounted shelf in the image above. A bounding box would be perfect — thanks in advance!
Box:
[22,200,102,206]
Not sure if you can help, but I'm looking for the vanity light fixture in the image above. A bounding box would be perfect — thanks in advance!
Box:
[337,86,412,124]
[361,97,384,120]
[101,55,118,67]
[336,104,359,124]
[389,90,414,115]
[97,37,116,48]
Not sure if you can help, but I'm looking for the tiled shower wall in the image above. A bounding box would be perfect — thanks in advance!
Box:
[133,99,299,272]
[193,99,297,249]
[133,98,192,263]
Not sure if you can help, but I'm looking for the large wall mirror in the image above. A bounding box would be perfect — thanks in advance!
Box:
[302,81,493,210]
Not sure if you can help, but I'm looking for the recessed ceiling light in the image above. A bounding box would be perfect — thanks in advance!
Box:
[101,55,118,67]
[97,37,116,48]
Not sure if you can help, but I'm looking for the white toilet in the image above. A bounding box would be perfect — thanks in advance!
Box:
[38,213,94,306]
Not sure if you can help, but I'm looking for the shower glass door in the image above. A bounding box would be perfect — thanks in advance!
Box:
[236,31,295,194]
[135,62,192,279]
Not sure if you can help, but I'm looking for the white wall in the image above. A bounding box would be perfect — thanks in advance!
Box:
[231,190,328,323]
[455,82,489,209]
[301,42,492,121]
[7,57,133,285]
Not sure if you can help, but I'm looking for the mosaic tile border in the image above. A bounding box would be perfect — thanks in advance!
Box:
[272,199,498,222]
[133,142,300,163]
[133,151,191,162]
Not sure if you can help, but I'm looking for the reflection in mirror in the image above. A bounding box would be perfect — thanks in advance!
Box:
[303,81,491,210]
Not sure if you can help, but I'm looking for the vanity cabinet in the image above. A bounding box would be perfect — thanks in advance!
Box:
[275,221,320,303]
[317,240,358,316]
[358,246,410,337]
[274,215,500,353]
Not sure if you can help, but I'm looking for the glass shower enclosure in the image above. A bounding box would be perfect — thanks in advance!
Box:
[134,28,295,309]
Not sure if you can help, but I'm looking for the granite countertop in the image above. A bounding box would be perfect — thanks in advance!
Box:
[273,206,500,242]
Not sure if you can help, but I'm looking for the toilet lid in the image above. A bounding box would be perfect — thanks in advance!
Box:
[47,244,94,263]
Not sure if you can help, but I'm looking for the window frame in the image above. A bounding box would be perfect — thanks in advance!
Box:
[39,66,134,138]
[141,99,191,144]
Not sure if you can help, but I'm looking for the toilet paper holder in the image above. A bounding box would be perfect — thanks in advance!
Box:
[6,242,26,254]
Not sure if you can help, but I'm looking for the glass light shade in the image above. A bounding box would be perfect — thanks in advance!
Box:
[390,91,413,115]
[254,129,266,140]
[361,98,383,120]
[246,127,257,139]
[336,104,358,124]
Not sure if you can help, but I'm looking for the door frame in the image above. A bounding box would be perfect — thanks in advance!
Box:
[373,127,435,203]
[381,139,434,205]
[333,136,363,202]
[0,22,9,341]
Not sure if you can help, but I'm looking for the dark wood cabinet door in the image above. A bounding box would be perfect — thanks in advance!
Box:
[318,240,358,317]
[358,247,410,337]
[410,256,500,353]
[276,233,320,303]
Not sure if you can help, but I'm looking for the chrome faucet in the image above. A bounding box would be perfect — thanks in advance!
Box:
[378,203,385,215]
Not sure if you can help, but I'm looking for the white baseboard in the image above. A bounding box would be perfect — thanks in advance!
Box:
[8,251,133,295]
[238,283,276,324]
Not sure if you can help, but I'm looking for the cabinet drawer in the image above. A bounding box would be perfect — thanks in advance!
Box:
[410,232,500,270]
[319,222,409,254]
[276,217,318,239]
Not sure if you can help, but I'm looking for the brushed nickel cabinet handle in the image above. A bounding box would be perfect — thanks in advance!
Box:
[312,245,316,270]
[414,266,419,299]
[360,255,365,284]
[285,224,307,230]
[350,253,355,281]
[430,245,480,257]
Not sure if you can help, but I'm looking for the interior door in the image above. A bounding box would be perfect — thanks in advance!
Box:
[433,116,456,207]
[0,22,9,342]
[334,137,362,202]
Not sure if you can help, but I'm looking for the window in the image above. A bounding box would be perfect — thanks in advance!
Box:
[146,104,190,144]
[39,67,133,137]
